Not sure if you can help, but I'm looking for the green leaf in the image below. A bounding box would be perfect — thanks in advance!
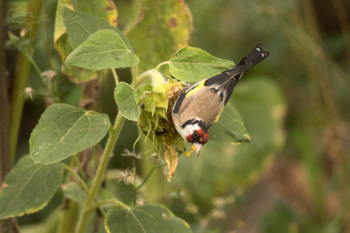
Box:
[54,2,119,84]
[134,84,153,103]
[142,94,156,116]
[63,65,98,84]
[73,0,118,28]
[62,182,86,206]
[114,82,139,121]
[0,156,63,220]
[53,0,73,61]
[209,103,250,144]
[156,108,167,119]
[65,29,139,70]
[127,0,192,74]
[62,8,129,50]
[105,204,192,233]
[168,47,235,82]
[228,78,286,186]
[153,93,168,109]
[30,104,110,164]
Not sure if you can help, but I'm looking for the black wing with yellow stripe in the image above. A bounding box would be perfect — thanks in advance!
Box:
[172,43,269,119]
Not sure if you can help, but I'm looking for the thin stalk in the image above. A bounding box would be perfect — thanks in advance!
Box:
[135,163,166,190]
[22,52,57,101]
[110,68,118,85]
[64,157,75,183]
[154,61,169,71]
[9,0,44,167]
[133,159,137,205]
[62,163,89,194]
[75,113,125,233]
[43,0,52,69]
[85,199,126,216]
[133,65,137,83]
[73,154,87,181]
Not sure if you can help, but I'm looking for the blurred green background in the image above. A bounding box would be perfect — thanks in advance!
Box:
[4,0,350,232]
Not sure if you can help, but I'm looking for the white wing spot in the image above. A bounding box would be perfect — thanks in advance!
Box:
[262,53,265,57]
[256,48,260,51]
[226,72,230,74]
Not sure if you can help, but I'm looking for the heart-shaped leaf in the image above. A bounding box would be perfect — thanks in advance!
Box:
[127,0,192,74]
[169,47,234,82]
[105,204,192,233]
[65,29,139,70]
[114,82,140,121]
[209,103,250,144]
[0,156,64,220]
[63,8,129,50]
[30,104,110,164]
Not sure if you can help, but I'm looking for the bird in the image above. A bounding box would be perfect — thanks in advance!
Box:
[171,43,269,156]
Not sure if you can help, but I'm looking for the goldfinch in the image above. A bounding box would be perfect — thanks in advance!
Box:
[172,43,269,156]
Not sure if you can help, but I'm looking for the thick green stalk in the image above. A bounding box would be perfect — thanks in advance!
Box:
[75,113,125,233]
[9,0,44,167]
[57,201,79,233]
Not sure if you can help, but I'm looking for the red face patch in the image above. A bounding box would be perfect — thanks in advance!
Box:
[186,129,209,144]
[198,129,209,144]
[186,134,193,143]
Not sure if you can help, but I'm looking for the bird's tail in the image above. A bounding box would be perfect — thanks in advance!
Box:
[220,44,269,103]
[237,43,269,69]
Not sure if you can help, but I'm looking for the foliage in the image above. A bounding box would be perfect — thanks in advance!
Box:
[30,104,110,164]
[6,0,332,232]
[2,0,252,231]
[105,204,192,233]
[0,156,63,219]
[65,29,139,70]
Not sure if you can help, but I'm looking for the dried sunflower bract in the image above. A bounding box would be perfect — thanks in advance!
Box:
[134,70,186,181]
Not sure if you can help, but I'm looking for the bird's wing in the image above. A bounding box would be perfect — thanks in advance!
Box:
[172,81,226,128]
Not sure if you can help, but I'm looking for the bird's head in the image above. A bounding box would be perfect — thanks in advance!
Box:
[182,120,209,156]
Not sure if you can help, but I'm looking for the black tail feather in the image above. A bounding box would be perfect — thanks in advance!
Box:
[228,43,269,84]
[204,44,269,105]
[244,43,269,68]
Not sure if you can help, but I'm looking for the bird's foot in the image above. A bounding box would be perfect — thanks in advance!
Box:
[184,144,196,157]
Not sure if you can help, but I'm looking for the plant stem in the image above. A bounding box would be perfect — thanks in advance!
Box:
[135,163,166,190]
[57,201,79,233]
[73,154,86,181]
[85,199,126,216]
[0,1,18,231]
[133,65,137,83]
[133,159,137,205]
[110,68,118,85]
[22,52,58,102]
[62,164,89,194]
[9,0,44,167]
[75,113,125,233]
[154,61,169,71]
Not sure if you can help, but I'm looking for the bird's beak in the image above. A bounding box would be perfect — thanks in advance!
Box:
[194,143,203,157]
